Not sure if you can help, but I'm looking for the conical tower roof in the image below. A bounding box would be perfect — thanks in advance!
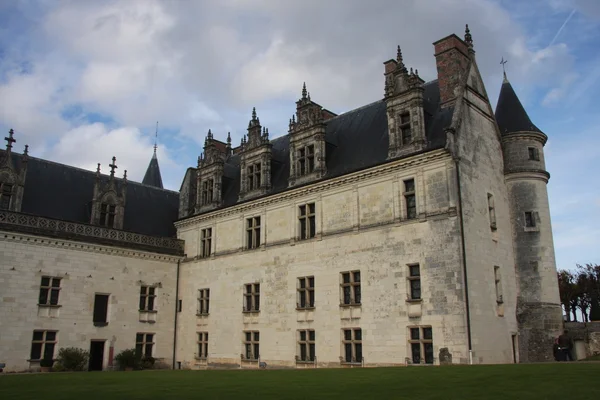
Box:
[142,151,163,189]
[495,76,543,135]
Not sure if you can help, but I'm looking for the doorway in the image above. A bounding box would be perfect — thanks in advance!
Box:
[89,340,105,371]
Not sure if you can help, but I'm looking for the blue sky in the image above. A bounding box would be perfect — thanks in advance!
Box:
[0,0,598,270]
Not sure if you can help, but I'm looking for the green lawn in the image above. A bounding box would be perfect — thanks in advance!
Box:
[1,364,598,400]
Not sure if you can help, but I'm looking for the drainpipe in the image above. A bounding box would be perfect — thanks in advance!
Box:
[173,259,181,369]
[455,158,473,364]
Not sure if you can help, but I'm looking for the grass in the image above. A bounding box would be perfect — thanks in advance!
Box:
[581,354,600,361]
[1,364,599,400]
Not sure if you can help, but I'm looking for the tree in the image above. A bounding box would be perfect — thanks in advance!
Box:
[558,270,577,321]
[558,264,600,322]
[577,264,600,321]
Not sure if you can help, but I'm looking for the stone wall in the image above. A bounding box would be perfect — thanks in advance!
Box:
[0,232,178,372]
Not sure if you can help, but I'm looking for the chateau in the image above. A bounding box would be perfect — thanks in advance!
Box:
[0,27,563,372]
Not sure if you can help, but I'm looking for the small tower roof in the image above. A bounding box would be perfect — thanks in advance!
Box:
[495,77,543,135]
[142,152,164,189]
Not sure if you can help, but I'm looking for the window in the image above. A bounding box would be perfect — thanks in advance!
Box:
[407,264,421,301]
[135,333,154,358]
[38,277,61,306]
[297,276,315,309]
[93,294,109,326]
[247,163,262,190]
[139,286,156,311]
[197,332,208,359]
[297,330,316,362]
[409,326,434,364]
[243,331,260,360]
[525,211,537,228]
[487,193,497,231]
[30,330,57,361]
[404,179,416,219]
[494,266,503,304]
[528,147,540,161]
[0,183,12,209]
[244,283,260,312]
[246,216,261,249]
[200,228,212,258]
[340,271,361,306]
[297,145,315,176]
[198,288,210,315]
[342,328,362,363]
[399,113,412,145]
[99,203,116,227]
[298,203,316,240]
[201,179,214,205]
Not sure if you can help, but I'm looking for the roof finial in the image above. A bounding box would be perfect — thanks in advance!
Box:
[109,156,117,178]
[465,24,473,47]
[5,129,16,152]
[302,82,307,99]
[24,144,29,156]
[96,163,101,174]
[154,121,158,155]
[227,131,231,144]
[207,128,212,140]
[500,57,508,82]
[397,45,403,63]
[123,170,127,181]
[252,107,257,121]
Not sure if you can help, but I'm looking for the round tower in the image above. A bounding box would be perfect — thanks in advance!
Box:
[495,74,563,362]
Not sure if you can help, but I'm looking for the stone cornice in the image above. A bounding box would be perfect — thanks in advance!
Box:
[0,230,183,262]
[502,131,548,145]
[175,148,451,229]
[0,210,184,256]
[504,170,550,183]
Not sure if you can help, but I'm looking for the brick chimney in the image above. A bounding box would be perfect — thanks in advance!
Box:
[433,34,471,107]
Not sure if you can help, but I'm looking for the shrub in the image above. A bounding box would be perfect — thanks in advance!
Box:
[39,358,54,368]
[115,349,139,370]
[56,347,89,371]
[141,356,155,370]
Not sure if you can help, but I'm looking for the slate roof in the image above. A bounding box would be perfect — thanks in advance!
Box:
[494,77,543,135]
[215,80,452,210]
[142,152,164,189]
[5,152,179,237]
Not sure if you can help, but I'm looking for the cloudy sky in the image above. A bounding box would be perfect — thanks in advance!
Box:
[0,0,599,270]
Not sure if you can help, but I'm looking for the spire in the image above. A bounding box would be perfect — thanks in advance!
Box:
[252,107,257,121]
[495,76,543,135]
[302,82,307,99]
[142,137,164,188]
[153,121,158,158]
[395,45,407,73]
[464,24,473,47]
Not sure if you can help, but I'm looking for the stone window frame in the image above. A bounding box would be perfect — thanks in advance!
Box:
[297,329,316,362]
[242,330,260,361]
[197,332,209,360]
[297,144,315,176]
[524,211,540,232]
[245,216,261,250]
[200,227,212,258]
[340,270,361,306]
[494,266,503,304]
[99,202,116,228]
[487,193,497,231]
[528,147,540,161]
[297,276,315,309]
[0,181,13,210]
[403,178,417,220]
[247,162,262,191]
[135,332,155,358]
[341,328,363,364]
[243,282,260,313]
[197,288,210,316]
[139,286,157,312]
[398,111,413,146]
[201,178,214,206]
[38,276,62,307]
[298,202,316,240]
[93,293,110,327]
[406,264,422,302]
[29,330,58,361]
[408,326,434,365]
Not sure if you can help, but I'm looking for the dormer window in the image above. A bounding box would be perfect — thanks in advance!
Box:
[201,179,214,205]
[0,183,13,210]
[297,145,315,176]
[99,203,116,227]
[400,113,412,145]
[247,163,261,191]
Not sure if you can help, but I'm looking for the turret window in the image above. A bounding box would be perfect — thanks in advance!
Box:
[297,145,315,176]
[201,179,214,205]
[525,211,538,228]
[247,163,262,190]
[0,183,13,210]
[400,113,412,145]
[528,147,540,161]
[99,203,116,227]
